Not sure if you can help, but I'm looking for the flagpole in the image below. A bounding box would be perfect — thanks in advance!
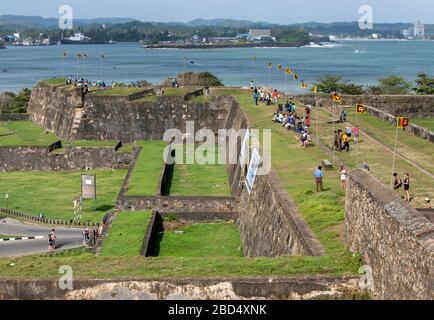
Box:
[316,89,319,146]
[390,122,399,187]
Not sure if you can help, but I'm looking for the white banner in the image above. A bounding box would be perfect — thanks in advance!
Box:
[239,129,251,166]
[246,148,261,195]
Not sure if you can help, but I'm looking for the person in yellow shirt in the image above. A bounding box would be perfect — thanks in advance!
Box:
[342,133,350,152]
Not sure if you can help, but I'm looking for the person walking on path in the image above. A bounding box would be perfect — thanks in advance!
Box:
[314,166,324,192]
[342,133,350,152]
[393,173,402,194]
[403,173,411,202]
[253,91,259,106]
[354,126,360,143]
[340,166,348,191]
[48,229,56,251]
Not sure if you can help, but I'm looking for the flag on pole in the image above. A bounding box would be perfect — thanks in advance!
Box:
[285,68,293,75]
[396,116,409,128]
[301,81,308,89]
[293,74,299,80]
[277,64,283,71]
[268,62,273,69]
[313,85,318,93]
[332,93,342,103]
[356,103,366,113]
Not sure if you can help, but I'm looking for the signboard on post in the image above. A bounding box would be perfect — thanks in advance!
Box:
[81,174,96,200]
[245,148,261,195]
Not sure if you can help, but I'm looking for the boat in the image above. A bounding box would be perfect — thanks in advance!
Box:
[59,32,106,45]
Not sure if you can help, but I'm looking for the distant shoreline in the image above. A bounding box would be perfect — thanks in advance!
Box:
[142,42,310,49]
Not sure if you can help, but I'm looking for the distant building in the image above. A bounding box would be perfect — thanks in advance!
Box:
[248,29,274,41]
[371,33,382,39]
[414,20,425,39]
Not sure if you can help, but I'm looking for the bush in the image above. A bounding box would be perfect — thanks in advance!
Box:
[376,76,412,95]
[413,73,434,95]
[0,88,32,113]
[314,75,366,95]
[164,72,224,87]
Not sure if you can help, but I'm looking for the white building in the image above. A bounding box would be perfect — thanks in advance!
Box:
[248,29,274,41]
[414,20,425,39]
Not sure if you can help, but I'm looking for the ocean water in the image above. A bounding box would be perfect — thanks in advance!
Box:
[0,40,433,92]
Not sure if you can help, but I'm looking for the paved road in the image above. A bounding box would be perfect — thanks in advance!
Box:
[0,218,85,257]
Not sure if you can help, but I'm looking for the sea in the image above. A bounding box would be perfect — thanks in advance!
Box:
[0,40,433,93]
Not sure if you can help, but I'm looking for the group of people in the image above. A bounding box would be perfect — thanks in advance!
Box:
[251,84,281,106]
[333,124,359,152]
[393,172,411,202]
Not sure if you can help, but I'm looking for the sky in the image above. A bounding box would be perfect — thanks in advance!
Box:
[3,0,434,24]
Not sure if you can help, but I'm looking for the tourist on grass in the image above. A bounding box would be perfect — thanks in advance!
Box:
[337,129,343,151]
[342,133,350,152]
[340,110,347,123]
[253,91,259,105]
[340,166,348,191]
[314,166,324,192]
[393,173,402,193]
[346,125,352,138]
[403,173,411,202]
[272,89,278,104]
[361,161,370,171]
[425,198,431,209]
[354,126,360,143]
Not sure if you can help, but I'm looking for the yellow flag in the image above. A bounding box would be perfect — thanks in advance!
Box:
[332,93,342,102]
[293,74,299,80]
[301,81,308,89]
[313,85,318,93]
[285,68,293,75]
[268,62,273,69]
[277,64,283,71]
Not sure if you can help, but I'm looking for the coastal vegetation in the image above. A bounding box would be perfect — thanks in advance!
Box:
[163,72,224,87]
[0,88,31,113]
[314,74,434,95]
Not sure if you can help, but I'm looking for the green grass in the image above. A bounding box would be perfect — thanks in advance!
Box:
[126,141,167,196]
[412,118,434,132]
[0,121,60,146]
[190,95,210,103]
[138,88,193,103]
[0,250,360,279]
[100,211,151,257]
[156,222,243,257]
[93,87,145,95]
[0,170,127,223]
[43,77,67,86]
[168,145,231,196]
[312,108,434,207]
[219,88,352,257]
[0,235,17,239]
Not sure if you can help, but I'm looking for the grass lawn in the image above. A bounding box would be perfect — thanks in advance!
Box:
[93,87,145,95]
[138,88,194,103]
[190,95,211,103]
[0,121,60,146]
[412,118,434,132]
[155,222,243,257]
[312,108,434,207]
[0,235,17,239]
[0,169,127,223]
[99,211,151,257]
[43,77,67,86]
[168,145,231,196]
[126,141,167,196]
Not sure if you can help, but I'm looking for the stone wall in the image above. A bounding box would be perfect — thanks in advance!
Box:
[298,93,434,118]
[0,276,362,300]
[27,82,232,142]
[116,196,235,213]
[0,146,132,171]
[27,82,81,141]
[223,98,324,257]
[345,169,434,300]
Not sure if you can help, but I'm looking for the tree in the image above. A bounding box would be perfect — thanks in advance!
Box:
[413,73,434,95]
[314,75,366,94]
[377,76,412,95]
[3,88,32,113]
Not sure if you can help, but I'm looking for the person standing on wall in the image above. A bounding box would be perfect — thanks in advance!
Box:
[393,173,402,194]
[48,229,56,252]
[403,173,411,202]
[314,166,324,192]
